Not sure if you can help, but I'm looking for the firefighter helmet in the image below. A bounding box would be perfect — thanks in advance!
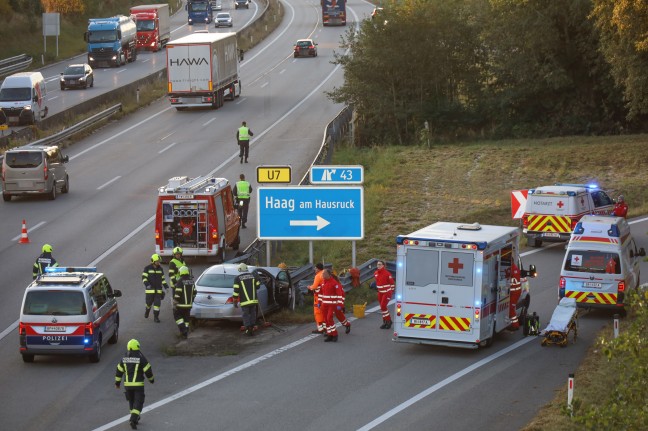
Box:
[173,247,183,255]
[151,254,161,262]
[127,339,140,351]
[238,263,248,272]
[179,266,190,276]
[42,244,53,253]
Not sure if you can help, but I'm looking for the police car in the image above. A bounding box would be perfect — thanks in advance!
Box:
[19,267,122,363]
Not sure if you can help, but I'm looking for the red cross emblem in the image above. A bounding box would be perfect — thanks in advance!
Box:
[448,258,464,274]
[573,256,580,263]
[557,200,564,209]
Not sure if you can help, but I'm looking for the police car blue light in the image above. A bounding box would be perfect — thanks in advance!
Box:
[45,267,97,273]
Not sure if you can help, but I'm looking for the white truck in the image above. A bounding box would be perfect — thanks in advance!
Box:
[392,222,536,349]
[166,32,242,111]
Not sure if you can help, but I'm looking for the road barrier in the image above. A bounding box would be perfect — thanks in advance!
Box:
[0,54,32,79]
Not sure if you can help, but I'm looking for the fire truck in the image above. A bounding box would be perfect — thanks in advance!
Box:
[154,175,240,262]
[393,222,536,349]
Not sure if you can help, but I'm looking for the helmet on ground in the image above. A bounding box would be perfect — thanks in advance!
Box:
[151,253,161,262]
[173,247,183,255]
[42,244,53,253]
[238,263,248,272]
[127,339,140,351]
[618,195,624,202]
[179,266,190,276]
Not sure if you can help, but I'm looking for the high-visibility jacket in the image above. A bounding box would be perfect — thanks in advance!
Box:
[309,269,324,305]
[373,267,394,294]
[318,277,344,306]
[33,253,58,279]
[233,272,260,306]
[238,126,251,141]
[174,275,196,308]
[115,351,154,387]
[168,257,186,283]
[235,181,251,199]
[142,264,169,294]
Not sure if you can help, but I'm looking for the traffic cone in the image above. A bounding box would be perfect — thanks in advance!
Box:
[18,219,30,244]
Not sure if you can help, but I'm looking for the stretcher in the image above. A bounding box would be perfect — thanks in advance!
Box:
[541,297,578,347]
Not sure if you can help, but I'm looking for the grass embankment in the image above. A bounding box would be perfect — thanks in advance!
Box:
[271,136,648,427]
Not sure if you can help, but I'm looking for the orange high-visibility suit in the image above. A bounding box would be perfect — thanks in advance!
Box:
[309,268,325,333]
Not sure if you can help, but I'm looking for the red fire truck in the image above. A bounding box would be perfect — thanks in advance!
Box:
[155,175,240,262]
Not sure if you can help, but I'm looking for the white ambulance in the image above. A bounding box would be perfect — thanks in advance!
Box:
[559,215,645,314]
[393,222,536,349]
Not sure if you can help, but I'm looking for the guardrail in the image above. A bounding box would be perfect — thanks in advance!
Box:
[0,54,33,78]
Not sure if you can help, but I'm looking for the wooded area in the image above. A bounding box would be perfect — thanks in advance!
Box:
[328,0,648,145]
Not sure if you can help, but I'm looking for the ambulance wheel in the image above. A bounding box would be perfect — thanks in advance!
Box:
[89,339,101,363]
[22,354,34,363]
[480,324,495,348]
[108,322,119,344]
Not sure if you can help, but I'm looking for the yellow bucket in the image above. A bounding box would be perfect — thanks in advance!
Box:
[353,302,367,319]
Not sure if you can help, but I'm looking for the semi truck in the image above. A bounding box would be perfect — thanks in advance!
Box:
[166,32,242,111]
[130,4,171,52]
[321,0,346,26]
[187,0,213,25]
[84,15,137,68]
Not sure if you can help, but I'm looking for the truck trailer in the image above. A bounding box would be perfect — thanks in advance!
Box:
[392,222,536,349]
[166,32,242,110]
[85,15,137,68]
[130,4,171,52]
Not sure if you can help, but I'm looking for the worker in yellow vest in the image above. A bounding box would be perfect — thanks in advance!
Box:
[236,120,254,163]
[233,173,252,228]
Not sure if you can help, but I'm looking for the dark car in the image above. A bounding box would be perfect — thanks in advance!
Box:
[294,39,318,58]
[60,64,94,90]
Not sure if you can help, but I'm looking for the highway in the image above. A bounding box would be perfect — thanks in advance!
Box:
[1,1,646,430]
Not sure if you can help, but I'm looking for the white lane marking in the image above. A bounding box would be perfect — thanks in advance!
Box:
[356,336,537,431]
[48,96,59,101]
[236,97,247,104]
[116,69,127,74]
[140,59,150,63]
[11,221,46,242]
[203,117,217,126]
[160,132,175,141]
[260,82,269,88]
[97,176,121,190]
[45,76,59,83]
[159,142,177,154]
[89,216,155,267]
[279,68,286,74]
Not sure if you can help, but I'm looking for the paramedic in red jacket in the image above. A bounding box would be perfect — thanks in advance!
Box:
[331,273,351,334]
[374,260,395,329]
[612,195,628,218]
[318,269,344,342]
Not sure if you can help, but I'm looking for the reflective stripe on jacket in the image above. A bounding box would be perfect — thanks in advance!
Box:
[233,272,260,306]
[236,181,251,199]
[142,264,169,293]
[238,126,250,141]
[115,351,154,387]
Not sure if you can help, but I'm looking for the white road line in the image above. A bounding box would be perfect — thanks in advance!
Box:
[203,117,217,126]
[97,176,121,190]
[279,68,286,74]
[260,82,269,88]
[160,132,175,141]
[236,97,247,104]
[48,96,59,101]
[116,69,127,74]
[11,221,46,242]
[158,142,177,154]
[356,336,536,431]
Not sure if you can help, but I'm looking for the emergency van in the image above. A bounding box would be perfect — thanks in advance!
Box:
[155,175,240,262]
[522,183,614,247]
[393,222,537,349]
[559,215,644,313]
[19,267,122,363]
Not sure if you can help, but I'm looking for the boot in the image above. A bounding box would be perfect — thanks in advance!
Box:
[144,308,150,319]
[246,326,254,336]
[154,312,160,323]
[129,414,138,429]
[380,319,388,329]
[345,324,351,334]
[240,157,243,164]
[330,335,338,342]
[384,320,392,330]
[324,335,333,342]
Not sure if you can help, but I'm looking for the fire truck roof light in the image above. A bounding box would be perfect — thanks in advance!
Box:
[45,267,97,273]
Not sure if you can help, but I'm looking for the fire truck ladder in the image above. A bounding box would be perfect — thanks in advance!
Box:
[196,202,208,248]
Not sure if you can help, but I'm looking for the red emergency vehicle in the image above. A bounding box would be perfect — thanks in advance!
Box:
[155,175,240,262]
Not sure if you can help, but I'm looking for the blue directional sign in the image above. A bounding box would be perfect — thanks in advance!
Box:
[310,165,364,184]
[257,186,364,240]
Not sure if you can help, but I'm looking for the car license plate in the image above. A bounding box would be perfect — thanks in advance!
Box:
[583,282,602,288]
[18,180,33,188]
[44,326,65,332]
[543,232,560,238]
[410,318,430,326]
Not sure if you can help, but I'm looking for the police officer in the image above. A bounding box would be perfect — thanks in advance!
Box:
[142,254,169,323]
[173,266,196,338]
[33,244,58,279]
[233,173,252,228]
[233,263,260,336]
[236,120,253,163]
[115,339,154,430]
[168,247,187,286]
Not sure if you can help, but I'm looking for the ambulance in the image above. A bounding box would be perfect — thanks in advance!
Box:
[522,183,614,247]
[559,215,645,313]
[154,175,241,262]
[393,222,537,349]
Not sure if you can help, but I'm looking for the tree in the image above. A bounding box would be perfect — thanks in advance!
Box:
[40,0,85,15]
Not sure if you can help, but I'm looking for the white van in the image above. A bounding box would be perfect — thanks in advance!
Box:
[0,72,49,126]
[559,215,645,314]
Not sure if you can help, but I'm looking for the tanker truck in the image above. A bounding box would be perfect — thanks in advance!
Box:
[84,15,137,68]
[130,4,171,52]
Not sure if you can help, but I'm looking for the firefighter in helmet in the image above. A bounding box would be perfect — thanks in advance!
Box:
[168,247,187,286]
[142,254,169,323]
[173,266,196,338]
[233,263,260,336]
[33,243,59,279]
[115,339,154,430]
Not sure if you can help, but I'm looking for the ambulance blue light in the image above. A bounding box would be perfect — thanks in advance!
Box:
[608,225,620,237]
[45,267,97,273]
[476,267,482,274]
[573,223,584,234]
[475,300,481,307]
[396,294,402,300]
[587,183,599,190]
